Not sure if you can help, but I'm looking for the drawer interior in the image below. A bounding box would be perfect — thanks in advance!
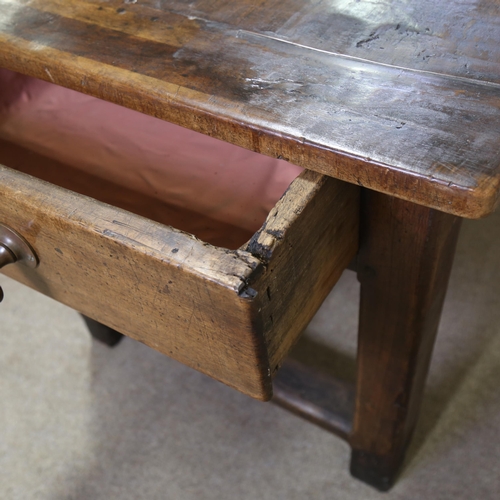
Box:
[0,138,274,250]
[0,69,302,249]
[0,72,360,401]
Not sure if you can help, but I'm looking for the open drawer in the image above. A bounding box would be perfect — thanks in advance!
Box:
[0,164,359,400]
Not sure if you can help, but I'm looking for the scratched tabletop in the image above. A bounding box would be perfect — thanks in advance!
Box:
[0,0,499,217]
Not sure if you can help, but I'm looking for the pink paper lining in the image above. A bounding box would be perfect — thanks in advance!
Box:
[0,69,302,234]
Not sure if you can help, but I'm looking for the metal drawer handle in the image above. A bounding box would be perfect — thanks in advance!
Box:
[0,225,39,303]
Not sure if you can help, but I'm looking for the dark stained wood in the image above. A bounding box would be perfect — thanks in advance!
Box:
[349,190,462,491]
[0,0,496,490]
[81,314,124,347]
[273,358,354,441]
[0,165,358,400]
[0,0,499,217]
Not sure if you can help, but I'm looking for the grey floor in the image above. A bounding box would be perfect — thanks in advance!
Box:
[1,210,499,500]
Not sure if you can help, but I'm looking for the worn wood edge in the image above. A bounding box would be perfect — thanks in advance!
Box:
[0,33,496,218]
[273,358,355,442]
[0,165,261,290]
[246,169,329,260]
[244,170,360,369]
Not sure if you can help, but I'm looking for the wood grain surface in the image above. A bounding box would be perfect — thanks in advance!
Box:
[247,169,359,373]
[0,0,499,218]
[350,190,462,490]
[0,165,358,400]
[0,164,270,398]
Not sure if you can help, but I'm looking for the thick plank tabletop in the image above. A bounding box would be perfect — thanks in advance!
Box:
[1,0,499,217]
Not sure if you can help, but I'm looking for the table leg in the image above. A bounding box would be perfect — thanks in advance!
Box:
[81,315,124,347]
[350,190,462,490]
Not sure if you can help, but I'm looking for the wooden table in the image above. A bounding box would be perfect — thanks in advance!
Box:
[0,0,499,491]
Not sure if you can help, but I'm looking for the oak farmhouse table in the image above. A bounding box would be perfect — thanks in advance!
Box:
[0,0,499,491]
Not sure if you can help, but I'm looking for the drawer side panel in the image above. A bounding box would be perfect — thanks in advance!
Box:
[247,170,360,372]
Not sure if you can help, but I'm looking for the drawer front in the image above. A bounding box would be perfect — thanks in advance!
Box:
[0,165,358,400]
